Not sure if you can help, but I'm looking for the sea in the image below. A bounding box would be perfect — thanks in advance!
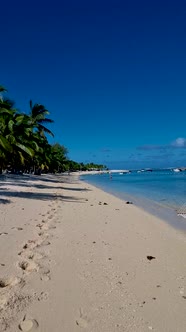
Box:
[81,169,186,231]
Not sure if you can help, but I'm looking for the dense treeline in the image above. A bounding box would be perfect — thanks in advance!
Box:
[0,85,106,174]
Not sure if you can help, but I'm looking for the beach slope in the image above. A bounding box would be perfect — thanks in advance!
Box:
[0,174,186,332]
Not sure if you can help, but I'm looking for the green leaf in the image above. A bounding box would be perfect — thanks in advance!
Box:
[0,108,14,115]
[38,125,54,137]
[24,128,32,136]
[15,115,25,125]
[31,141,40,152]
[0,135,13,152]
[8,120,14,132]
[15,143,34,157]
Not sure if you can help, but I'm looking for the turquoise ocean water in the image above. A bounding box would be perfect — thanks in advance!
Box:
[81,169,186,231]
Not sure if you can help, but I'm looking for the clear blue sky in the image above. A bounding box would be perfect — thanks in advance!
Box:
[1,0,186,169]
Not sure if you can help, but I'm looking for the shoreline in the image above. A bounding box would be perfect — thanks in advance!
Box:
[0,174,186,331]
[80,173,186,233]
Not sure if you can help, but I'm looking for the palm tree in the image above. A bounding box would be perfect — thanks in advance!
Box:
[0,86,55,174]
[29,100,54,138]
[0,88,37,173]
[0,89,14,172]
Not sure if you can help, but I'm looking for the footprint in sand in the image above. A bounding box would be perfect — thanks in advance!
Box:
[76,308,89,328]
[19,316,39,331]
[0,232,8,236]
[18,260,39,273]
[40,274,50,282]
[0,276,23,289]
[12,227,23,231]
[22,239,40,251]
[48,225,56,230]
[47,215,54,220]
[40,239,51,247]
[37,291,49,301]
[38,231,44,237]
[40,267,51,281]
[28,252,44,261]
[36,223,44,229]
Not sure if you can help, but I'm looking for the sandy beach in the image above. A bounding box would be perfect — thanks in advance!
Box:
[0,174,186,332]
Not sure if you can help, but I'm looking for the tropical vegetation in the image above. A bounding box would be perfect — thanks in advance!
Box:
[0,85,106,174]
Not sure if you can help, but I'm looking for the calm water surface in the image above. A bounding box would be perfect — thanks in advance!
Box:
[81,170,186,231]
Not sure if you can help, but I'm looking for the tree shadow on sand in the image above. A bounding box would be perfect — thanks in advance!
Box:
[0,174,90,193]
[61,187,91,192]
[0,181,64,190]
[0,198,12,204]
[0,190,87,203]
[0,174,78,186]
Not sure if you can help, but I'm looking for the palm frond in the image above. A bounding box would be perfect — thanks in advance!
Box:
[0,108,15,115]
[8,120,14,132]
[38,118,54,124]
[38,124,54,137]
[15,143,34,157]
[0,135,13,152]
[0,86,7,93]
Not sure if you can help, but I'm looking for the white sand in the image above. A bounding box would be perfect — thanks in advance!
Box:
[0,174,186,332]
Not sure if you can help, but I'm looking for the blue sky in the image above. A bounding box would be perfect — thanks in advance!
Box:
[1,0,186,169]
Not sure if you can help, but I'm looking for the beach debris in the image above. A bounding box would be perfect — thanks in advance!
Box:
[108,257,112,260]
[92,241,96,244]
[147,256,156,261]
[126,201,133,204]
[103,202,108,205]
[98,201,102,205]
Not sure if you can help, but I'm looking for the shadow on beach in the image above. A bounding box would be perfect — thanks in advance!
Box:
[0,190,87,203]
[0,174,90,204]
[0,198,12,204]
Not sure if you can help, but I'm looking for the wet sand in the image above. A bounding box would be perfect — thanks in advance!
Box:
[0,174,186,331]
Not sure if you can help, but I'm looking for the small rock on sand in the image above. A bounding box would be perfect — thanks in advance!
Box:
[147,256,156,261]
